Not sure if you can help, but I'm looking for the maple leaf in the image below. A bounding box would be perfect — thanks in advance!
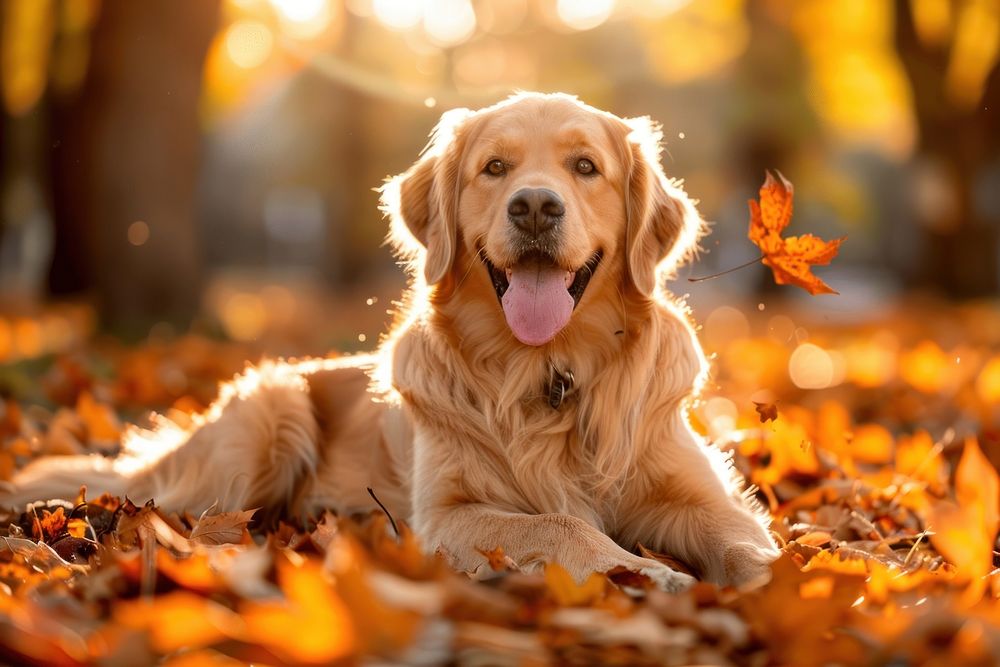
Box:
[32,506,68,542]
[544,562,607,606]
[477,545,514,572]
[753,401,779,423]
[748,170,845,295]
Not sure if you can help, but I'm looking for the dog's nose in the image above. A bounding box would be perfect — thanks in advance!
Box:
[507,188,564,236]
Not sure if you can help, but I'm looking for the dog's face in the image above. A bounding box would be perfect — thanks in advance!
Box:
[383,93,702,346]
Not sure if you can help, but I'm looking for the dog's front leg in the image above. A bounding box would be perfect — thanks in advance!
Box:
[406,428,693,592]
[620,433,780,587]
[417,503,695,592]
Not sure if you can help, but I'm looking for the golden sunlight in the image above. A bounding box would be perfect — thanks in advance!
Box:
[372,0,424,31]
[269,0,334,39]
[556,0,616,31]
[225,20,274,69]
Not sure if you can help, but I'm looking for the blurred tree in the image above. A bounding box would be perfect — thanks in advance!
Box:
[895,0,1000,296]
[47,0,219,329]
[732,2,820,294]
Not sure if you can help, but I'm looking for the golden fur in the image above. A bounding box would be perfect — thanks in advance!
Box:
[3,93,778,588]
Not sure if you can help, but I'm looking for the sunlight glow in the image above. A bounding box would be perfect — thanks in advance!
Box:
[556,0,615,31]
[270,0,327,23]
[424,0,476,46]
[976,356,1000,404]
[221,293,267,341]
[702,396,738,441]
[270,0,333,39]
[372,0,423,30]
[225,20,274,69]
[789,343,835,390]
[628,0,690,18]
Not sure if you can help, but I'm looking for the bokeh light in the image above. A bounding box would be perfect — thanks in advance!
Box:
[269,0,334,40]
[556,0,615,31]
[225,20,274,69]
[976,356,1000,404]
[789,343,836,390]
[221,293,268,341]
[424,0,476,46]
[127,221,150,247]
[703,305,751,349]
[372,0,423,31]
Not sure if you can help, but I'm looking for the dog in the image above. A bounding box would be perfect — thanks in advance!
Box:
[4,93,779,590]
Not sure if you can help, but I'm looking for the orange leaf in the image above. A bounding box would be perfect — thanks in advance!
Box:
[476,545,512,572]
[76,391,122,443]
[544,562,607,606]
[33,506,68,542]
[748,170,845,296]
[928,437,999,603]
[795,531,833,548]
[114,591,240,653]
[241,555,355,663]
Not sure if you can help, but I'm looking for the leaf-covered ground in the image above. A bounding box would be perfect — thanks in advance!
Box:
[1,299,999,666]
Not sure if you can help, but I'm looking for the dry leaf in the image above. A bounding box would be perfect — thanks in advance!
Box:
[477,546,513,572]
[114,591,241,653]
[754,401,779,423]
[189,508,257,546]
[76,391,122,444]
[544,562,607,606]
[240,555,356,663]
[748,170,845,295]
[35,506,68,541]
[928,437,999,603]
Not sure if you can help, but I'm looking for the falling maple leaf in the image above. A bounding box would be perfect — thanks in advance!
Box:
[748,170,845,295]
[754,401,779,423]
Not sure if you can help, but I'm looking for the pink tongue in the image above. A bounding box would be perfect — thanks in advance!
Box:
[501,259,574,346]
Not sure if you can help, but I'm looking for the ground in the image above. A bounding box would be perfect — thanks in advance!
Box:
[0,297,999,666]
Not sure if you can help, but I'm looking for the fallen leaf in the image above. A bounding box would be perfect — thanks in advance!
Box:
[114,591,241,653]
[241,555,356,663]
[309,510,339,552]
[544,562,607,606]
[189,508,257,546]
[76,391,122,444]
[477,546,513,572]
[748,170,845,295]
[928,437,999,603]
[49,535,98,564]
[794,531,833,548]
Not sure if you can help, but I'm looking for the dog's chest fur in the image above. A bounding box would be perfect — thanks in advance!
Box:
[389,305,703,533]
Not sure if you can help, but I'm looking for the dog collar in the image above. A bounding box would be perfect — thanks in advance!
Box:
[547,367,576,409]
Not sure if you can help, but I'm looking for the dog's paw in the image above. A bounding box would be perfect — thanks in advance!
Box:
[635,559,696,593]
[722,542,779,589]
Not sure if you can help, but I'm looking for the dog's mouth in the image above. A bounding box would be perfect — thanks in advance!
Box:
[483,249,602,346]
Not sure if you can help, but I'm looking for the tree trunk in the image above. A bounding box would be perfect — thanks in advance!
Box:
[894,0,1000,297]
[47,0,220,330]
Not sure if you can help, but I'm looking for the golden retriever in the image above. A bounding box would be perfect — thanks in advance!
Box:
[4,93,778,589]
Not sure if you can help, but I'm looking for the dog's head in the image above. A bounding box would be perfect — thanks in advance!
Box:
[381,92,703,346]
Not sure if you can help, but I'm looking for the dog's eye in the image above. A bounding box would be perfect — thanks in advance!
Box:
[575,158,596,175]
[484,159,506,176]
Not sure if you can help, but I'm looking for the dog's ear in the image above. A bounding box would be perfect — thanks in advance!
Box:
[623,117,704,297]
[381,108,472,284]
